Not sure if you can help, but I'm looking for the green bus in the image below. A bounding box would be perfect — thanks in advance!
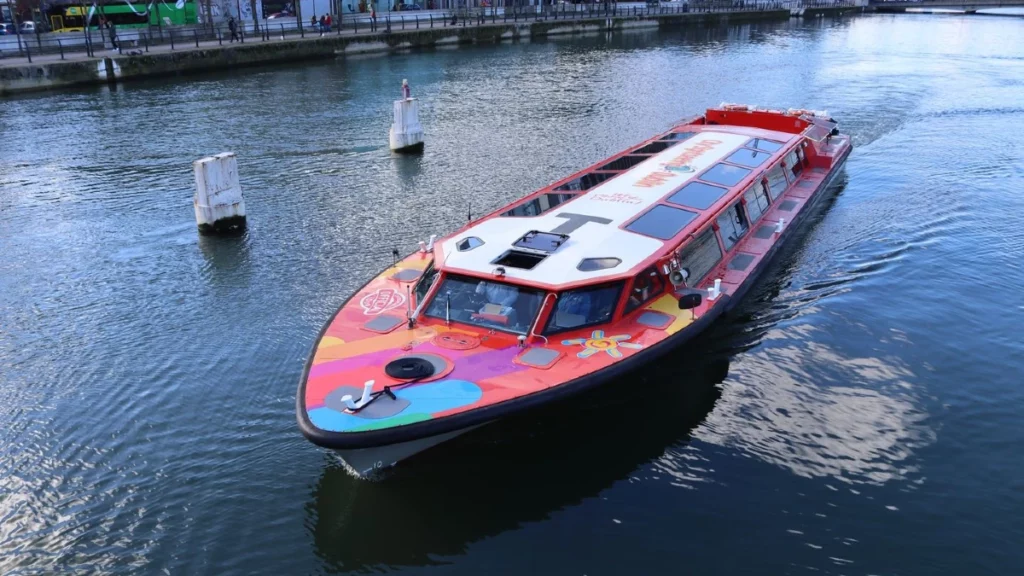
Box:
[49,1,197,32]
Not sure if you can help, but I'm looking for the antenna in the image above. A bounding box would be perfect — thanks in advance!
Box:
[445,291,451,326]
[406,284,413,328]
[391,248,399,268]
[467,202,472,223]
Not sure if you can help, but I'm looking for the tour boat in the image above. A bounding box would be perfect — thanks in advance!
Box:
[297,104,852,477]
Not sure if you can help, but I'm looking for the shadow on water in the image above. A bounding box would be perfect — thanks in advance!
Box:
[392,152,424,186]
[197,230,253,282]
[307,348,730,573]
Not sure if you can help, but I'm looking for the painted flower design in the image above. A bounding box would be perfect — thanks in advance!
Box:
[562,330,643,359]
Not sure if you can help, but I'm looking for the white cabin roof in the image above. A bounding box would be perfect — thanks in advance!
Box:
[439,131,753,286]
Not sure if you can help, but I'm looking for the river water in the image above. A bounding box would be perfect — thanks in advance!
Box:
[2,12,1024,575]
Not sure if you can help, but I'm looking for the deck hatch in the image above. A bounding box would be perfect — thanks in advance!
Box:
[778,199,798,212]
[666,181,728,210]
[391,268,423,282]
[626,205,698,240]
[517,347,562,369]
[637,310,674,329]
[513,230,570,253]
[729,253,755,271]
[492,250,547,270]
[753,225,775,239]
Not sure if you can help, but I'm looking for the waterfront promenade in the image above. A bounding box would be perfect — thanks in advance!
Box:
[0,2,857,95]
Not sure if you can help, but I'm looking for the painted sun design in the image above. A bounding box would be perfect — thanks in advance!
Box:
[562,330,643,359]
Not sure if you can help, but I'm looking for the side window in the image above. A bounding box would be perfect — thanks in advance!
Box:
[765,162,789,199]
[624,267,665,315]
[676,228,722,287]
[544,283,623,334]
[716,203,749,252]
[742,181,771,224]
[413,262,438,304]
[785,149,803,178]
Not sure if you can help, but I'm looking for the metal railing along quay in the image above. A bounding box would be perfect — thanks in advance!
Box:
[0,2,855,64]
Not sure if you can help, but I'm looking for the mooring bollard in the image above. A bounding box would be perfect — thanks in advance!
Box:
[193,153,247,235]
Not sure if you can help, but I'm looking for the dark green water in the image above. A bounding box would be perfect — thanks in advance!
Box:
[2,12,1024,575]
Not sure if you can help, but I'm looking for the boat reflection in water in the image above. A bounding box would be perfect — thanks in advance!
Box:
[307,351,730,572]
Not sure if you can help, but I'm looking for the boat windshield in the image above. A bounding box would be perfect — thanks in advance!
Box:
[423,274,545,335]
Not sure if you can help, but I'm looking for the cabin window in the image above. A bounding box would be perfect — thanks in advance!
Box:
[743,181,771,223]
[501,193,577,217]
[785,150,804,178]
[726,148,773,169]
[457,236,484,251]
[600,155,650,172]
[544,282,624,335]
[700,163,751,188]
[577,257,622,272]
[676,228,722,287]
[666,181,728,210]
[424,274,544,335]
[716,203,749,252]
[633,140,680,155]
[749,138,784,153]
[765,162,789,199]
[554,172,614,192]
[624,267,665,315]
[660,131,697,142]
[626,205,698,240]
[414,261,438,303]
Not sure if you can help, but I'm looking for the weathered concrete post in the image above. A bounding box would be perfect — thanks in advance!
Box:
[193,152,247,234]
[389,79,424,153]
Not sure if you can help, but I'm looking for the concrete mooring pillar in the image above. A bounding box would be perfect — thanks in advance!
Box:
[193,152,247,234]
[389,98,424,153]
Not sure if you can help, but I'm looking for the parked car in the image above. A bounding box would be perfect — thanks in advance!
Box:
[0,23,17,35]
[19,21,35,33]
[398,2,423,9]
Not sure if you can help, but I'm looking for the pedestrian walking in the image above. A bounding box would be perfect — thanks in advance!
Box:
[311,14,317,30]
[370,5,377,31]
[228,16,240,42]
[325,13,332,32]
[108,21,119,51]
[319,14,326,34]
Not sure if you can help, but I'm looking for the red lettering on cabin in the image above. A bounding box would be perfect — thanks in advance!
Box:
[634,171,675,188]
[591,192,643,204]
[360,288,406,316]
[633,139,724,188]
